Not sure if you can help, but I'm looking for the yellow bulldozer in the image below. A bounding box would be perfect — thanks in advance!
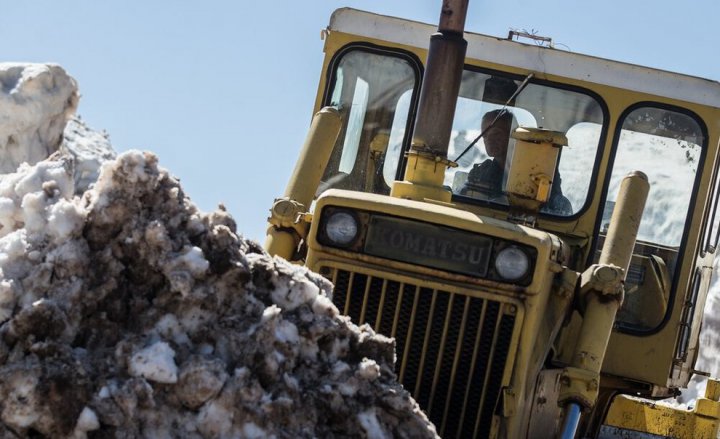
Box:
[264,1,720,437]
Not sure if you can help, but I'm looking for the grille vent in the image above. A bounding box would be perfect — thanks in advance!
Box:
[328,267,517,439]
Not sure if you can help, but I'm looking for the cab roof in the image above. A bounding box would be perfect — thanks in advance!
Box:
[329,8,720,108]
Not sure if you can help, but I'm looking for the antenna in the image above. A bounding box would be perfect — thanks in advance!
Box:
[507,29,553,48]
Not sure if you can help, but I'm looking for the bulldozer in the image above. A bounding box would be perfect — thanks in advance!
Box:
[264,1,720,437]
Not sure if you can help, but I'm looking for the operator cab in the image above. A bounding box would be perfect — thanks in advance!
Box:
[318,9,709,333]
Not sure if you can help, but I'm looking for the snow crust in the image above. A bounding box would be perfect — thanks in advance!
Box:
[0,64,78,174]
[60,117,116,194]
[0,149,436,437]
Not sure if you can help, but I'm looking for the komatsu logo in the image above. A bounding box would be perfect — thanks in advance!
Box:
[364,215,492,277]
[378,228,488,263]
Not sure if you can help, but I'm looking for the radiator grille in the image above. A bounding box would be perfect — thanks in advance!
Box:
[329,267,518,439]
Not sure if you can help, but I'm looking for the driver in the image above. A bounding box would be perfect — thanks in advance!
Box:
[463,109,514,198]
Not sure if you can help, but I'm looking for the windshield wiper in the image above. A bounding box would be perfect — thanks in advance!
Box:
[453,72,535,163]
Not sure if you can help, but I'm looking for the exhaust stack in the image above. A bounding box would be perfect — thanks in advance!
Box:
[391,0,469,202]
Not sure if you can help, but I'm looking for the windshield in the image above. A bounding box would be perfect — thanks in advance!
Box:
[319,48,419,196]
[604,106,705,331]
[320,51,605,217]
[446,71,605,216]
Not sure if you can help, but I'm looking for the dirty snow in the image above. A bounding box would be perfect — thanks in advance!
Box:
[129,341,179,384]
[0,64,436,438]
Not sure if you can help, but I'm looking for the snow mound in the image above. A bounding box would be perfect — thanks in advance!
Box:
[60,117,117,194]
[0,64,78,174]
[0,148,436,438]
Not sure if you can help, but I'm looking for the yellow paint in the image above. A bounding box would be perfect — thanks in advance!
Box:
[506,127,566,213]
[605,380,720,438]
[265,107,341,260]
[390,150,454,203]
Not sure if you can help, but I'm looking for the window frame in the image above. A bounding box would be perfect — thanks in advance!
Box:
[700,141,720,255]
[591,101,709,336]
[447,64,610,220]
[320,43,424,190]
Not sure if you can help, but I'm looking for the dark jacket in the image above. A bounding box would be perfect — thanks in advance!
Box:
[463,159,573,215]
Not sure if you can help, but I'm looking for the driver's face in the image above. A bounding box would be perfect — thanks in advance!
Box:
[481,117,511,158]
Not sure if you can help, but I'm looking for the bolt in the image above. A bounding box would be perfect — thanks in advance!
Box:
[594,265,619,282]
[589,379,598,391]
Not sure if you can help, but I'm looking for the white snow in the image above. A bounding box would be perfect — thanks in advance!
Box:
[60,117,116,193]
[312,292,338,316]
[357,358,381,380]
[128,341,179,384]
[0,64,78,173]
[269,263,324,311]
[175,245,210,276]
[73,407,100,433]
[0,198,15,232]
[46,198,84,242]
[97,386,110,399]
[0,280,15,323]
[274,319,300,344]
[241,422,268,439]
[163,245,210,296]
[155,313,191,345]
[197,400,233,437]
[358,408,390,439]
[0,230,28,271]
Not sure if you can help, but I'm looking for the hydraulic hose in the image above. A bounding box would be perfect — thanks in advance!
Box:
[560,403,582,439]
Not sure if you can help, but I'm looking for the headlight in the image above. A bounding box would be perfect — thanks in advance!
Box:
[324,211,359,245]
[494,246,530,280]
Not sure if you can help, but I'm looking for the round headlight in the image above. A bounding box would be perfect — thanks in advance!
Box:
[325,211,359,245]
[494,246,530,280]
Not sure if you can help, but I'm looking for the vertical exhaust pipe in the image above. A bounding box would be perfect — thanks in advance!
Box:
[391,0,469,202]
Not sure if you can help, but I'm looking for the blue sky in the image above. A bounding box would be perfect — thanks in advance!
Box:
[2,1,719,242]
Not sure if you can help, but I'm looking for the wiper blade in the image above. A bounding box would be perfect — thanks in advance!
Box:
[453,72,535,163]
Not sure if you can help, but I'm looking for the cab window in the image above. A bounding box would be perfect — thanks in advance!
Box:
[604,106,705,331]
[319,47,420,195]
[446,71,605,217]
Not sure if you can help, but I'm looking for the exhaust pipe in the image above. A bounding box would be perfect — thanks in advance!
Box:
[391,0,469,202]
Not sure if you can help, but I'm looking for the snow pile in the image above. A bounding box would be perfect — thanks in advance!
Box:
[0,62,435,438]
[0,149,436,437]
[0,152,435,437]
[0,63,78,174]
